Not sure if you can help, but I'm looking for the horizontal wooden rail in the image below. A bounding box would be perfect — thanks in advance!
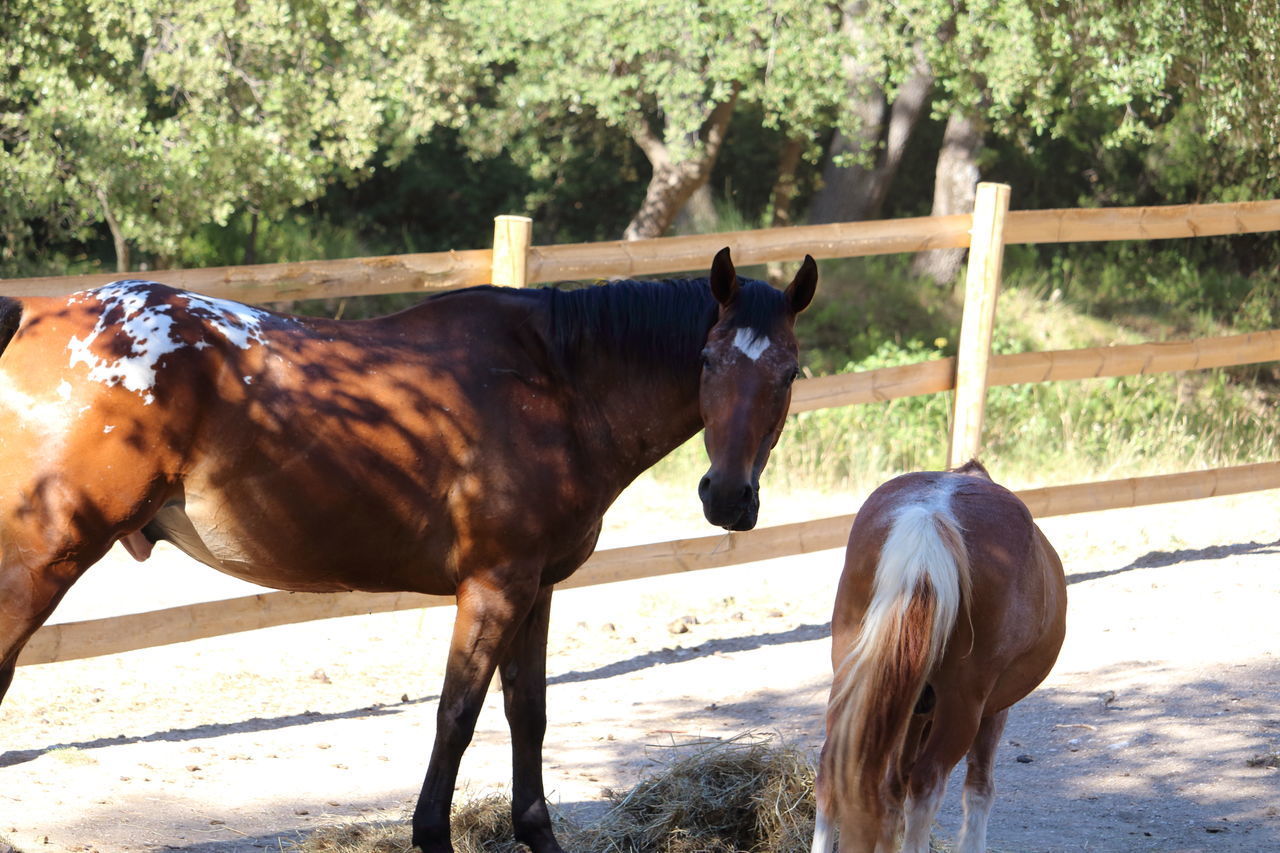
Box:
[1002,200,1280,245]
[790,360,955,411]
[988,328,1280,385]
[526,215,974,282]
[19,590,453,668]
[1015,461,1280,517]
[20,460,1280,667]
[0,250,494,302]
[787,328,1280,413]
[4,200,1279,301]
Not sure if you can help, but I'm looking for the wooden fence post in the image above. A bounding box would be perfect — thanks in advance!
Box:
[947,182,1012,469]
[491,214,533,287]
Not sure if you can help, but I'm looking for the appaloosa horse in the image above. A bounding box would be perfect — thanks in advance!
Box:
[812,460,1066,853]
[0,248,815,852]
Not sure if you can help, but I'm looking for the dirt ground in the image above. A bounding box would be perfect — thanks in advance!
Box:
[1,479,1278,853]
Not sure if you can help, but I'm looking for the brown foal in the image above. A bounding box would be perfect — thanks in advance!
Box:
[812,460,1066,853]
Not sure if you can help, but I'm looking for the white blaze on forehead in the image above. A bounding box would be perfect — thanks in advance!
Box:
[732,327,772,361]
[65,280,281,404]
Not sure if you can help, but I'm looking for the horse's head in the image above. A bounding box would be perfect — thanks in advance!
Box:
[697,248,816,531]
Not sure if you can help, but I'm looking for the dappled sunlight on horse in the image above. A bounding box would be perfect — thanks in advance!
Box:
[0,248,816,853]
[812,460,1066,853]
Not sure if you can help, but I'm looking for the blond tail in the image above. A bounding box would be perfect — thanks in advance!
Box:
[818,504,969,828]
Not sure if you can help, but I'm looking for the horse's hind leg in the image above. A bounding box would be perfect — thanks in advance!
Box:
[498,586,565,853]
[879,712,930,850]
[954,708,1008,853]
[901,694,985,853]
[411,568,541,853]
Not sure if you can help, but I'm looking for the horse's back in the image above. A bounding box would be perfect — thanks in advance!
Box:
[0,286,429,573]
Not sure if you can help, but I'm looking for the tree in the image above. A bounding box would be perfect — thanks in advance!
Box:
[806,0,1280,282]
[0,0,475,272]
[447,0,847,240]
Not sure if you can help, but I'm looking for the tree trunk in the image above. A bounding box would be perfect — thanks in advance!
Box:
[96,186,130,273]
[766,137,805,284]
[807,8,932,224]
[674,183,718,234]
[911,110,984,285]
[245,211,259,266]
[623,89,739,241]
[768,137,805,229]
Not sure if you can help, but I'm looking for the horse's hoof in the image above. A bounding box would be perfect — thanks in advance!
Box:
[515,825,567,853]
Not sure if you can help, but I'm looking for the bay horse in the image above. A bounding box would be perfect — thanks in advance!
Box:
[811,460,1066,853]
[0,247,816,853]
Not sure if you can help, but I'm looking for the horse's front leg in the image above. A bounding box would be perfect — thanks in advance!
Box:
[498,585,564,853]
[0,525,116,704]
[412,570,539,853]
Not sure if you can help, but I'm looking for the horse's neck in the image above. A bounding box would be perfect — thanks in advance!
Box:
[573,357,704,486]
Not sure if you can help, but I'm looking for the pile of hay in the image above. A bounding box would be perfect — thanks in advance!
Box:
[293,735,817,853]
[576,736,816,853]
[298,818,411,853]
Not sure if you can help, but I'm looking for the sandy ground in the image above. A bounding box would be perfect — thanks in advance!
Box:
[1,479,1278,853]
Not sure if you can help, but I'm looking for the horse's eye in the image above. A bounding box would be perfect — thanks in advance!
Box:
[700,349,712,369]
[788,367,801,384]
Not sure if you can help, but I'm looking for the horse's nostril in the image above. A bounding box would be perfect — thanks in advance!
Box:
[698,476,711,498]
[741,484,754,502]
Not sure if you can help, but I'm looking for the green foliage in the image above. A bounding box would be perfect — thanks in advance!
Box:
[6,0,1280,277]
[792,256,957,375]
[704,104,829,226]
[444,0,847,216]
[852,0,1280,213]
[1004,244,1280,337]
[181,210,372,269]
[451,1,842,151]
[0,0,475,270]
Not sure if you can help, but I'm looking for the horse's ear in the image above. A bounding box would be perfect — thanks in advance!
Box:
[785,255,817,314]
[953,458,993,480]
[709,246,739,306]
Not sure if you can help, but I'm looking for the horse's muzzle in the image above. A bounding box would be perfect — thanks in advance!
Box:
[698,472,760,531]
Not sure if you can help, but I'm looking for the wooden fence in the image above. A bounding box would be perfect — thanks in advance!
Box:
[7,192,1280,667]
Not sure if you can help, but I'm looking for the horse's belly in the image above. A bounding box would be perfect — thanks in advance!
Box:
[146,499,400,593]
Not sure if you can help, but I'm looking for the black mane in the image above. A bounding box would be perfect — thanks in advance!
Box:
[537,276,788,374]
